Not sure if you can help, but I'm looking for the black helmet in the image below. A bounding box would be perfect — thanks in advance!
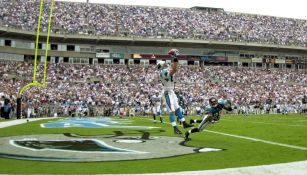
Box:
[209,97,218,107]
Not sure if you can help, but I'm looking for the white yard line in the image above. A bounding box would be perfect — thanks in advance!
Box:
[141,118,307,174]
[205,130,307,150]
[146,118,307,150]
[296,119,307,123]
[223,119,307,127]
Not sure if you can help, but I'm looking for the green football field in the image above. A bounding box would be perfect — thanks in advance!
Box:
[0,114,307,174]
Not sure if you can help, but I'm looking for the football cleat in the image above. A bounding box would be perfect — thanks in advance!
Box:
[189,119,195,124]
[183,121,193,128]
[173,126,182,135]
[210,119,218,124]
[184,131,191,141]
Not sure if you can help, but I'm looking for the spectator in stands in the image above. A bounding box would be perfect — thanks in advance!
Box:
[0,60,306,116]
[0,1,305,46]
[302,95,307,114]
[1,97,11,119]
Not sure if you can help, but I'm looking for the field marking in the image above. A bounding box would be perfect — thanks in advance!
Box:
[296,119,307,123]
[223,119,307,128]
[0,118,57,128]
[205,130,307,150]
[145,118,307,151]
[2,117,307,175]
[103,160,307,175]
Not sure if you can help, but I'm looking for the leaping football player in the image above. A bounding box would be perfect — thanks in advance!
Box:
[157,49,193,134]
[184,97,233,141]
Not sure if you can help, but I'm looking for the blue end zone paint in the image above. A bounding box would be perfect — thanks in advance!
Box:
[40,117,159,129]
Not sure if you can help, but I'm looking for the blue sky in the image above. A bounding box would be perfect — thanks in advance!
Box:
[57,0,307,20]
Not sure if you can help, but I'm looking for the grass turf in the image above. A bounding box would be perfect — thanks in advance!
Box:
[0,114,306,174]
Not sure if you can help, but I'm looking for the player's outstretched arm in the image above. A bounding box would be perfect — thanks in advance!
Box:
[168,49,179,76]
[169,61,178,76]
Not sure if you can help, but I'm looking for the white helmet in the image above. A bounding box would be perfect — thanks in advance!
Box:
[157,61,166,70]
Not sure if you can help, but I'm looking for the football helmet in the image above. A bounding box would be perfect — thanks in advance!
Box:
[157,61,166,70]
[209,97,218,107]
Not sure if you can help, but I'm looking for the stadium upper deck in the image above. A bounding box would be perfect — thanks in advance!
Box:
[0,0,306,47]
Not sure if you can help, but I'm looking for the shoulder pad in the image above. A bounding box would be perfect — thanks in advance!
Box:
[218,99,225,105]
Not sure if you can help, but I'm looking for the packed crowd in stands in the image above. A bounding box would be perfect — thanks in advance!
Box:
[0,0,306,46]
[1,60,307,118]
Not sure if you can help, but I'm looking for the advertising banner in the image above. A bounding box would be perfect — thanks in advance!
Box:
[286,59,295,64]
[96,53,110,58]
[201,56,228,62]
[215,56,228,62]
[275,59,286,64]
[252,58,263,63]
[132,54,189,60]
[110,53,125,59]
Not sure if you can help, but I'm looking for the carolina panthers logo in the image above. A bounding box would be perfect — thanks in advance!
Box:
[12,139,142,153]
[0,118,223,162]
[0,131,223,162]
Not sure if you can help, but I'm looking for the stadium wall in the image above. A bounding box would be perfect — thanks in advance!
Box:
[0,27,306,68]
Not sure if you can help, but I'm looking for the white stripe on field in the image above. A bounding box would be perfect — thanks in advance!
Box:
[222,119,307,127]
[146,118,307,151]
[103,160,307,175]
[205,130,307,150]
[0,118,56,128]
[296,119,307,123]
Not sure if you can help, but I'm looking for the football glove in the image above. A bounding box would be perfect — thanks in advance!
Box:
[168,49,180,58]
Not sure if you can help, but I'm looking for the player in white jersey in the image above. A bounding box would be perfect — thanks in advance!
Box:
[157,49,193,134]
[150,91,163,123]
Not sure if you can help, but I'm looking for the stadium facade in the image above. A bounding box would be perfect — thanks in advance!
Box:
[0,26,306,69]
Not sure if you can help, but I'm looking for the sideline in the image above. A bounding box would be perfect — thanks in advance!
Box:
[105,160,307,175]
[0,118,57,128]
[223,119,307,127]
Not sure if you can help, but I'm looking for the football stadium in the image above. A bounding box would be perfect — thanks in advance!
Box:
[0,0,307,174]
